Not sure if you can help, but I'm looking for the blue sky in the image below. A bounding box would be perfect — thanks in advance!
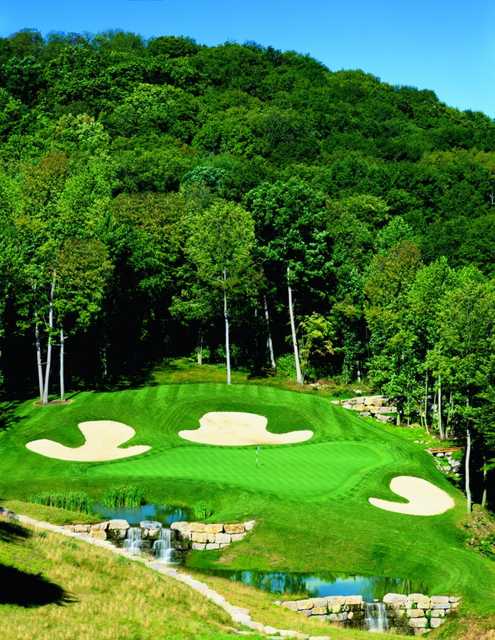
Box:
[2,0,493,117]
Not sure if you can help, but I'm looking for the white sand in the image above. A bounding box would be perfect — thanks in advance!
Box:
[369,475,455,516]
[26,420,151,462]
[179,412,313,446]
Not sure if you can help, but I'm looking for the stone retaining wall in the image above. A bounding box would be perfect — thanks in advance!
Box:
[171,520,255,550]
[64,519,131,541]
[385,593,460,634]
[279,592,460,636]
[334,395,397,423]
[64,519,255,551]
[427,447,462,476]
[279,595,364,626]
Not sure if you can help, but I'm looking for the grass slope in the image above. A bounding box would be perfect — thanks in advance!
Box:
[0,515,235,640]
[1,380,494,622]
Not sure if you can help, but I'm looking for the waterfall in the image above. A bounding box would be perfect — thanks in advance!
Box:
[364,601,388,632]
[152,527,176,563]
[123,527,142,555]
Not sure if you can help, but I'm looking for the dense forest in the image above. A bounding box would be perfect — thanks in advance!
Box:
[0,29,494,508]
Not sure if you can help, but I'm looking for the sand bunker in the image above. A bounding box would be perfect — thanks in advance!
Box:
[179,412,313,446]
[26,421,151,462]
[369,475,455,516]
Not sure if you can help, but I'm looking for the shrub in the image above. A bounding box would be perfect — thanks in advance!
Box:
[101,485,145,509]
[275,353,296,378]
[194,500,214,521]
[463,505,495,559]
[29,491,91,513]
[193,345,210,363]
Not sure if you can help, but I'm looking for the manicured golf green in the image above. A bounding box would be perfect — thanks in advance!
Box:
[1,382,494,620]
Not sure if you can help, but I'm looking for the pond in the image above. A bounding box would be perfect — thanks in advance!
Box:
[92,502,193,526]
[194,568,427,602]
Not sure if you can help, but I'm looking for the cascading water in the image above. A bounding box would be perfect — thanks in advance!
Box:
[123,526,142,555]
[152,527,177,563]
[364,601,388,633]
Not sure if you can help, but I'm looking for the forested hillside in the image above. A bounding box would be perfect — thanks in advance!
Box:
[0,30,494,506]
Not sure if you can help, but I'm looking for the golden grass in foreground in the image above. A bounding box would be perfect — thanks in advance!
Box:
[0,518,235,640]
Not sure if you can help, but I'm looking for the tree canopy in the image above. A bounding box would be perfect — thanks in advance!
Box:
[0,29,494,507]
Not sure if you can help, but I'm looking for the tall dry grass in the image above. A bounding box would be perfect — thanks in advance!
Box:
[0,517,234,640]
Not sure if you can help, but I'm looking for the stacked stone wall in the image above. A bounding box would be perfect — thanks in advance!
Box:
[427,447,462,476]
[64,519,255,551]
[334,395,397,423]
[384,593,460,635]
[171,520,255,550]
[279,595,364,626]
[279,592,459,635]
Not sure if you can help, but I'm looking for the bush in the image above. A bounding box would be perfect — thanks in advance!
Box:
[194,345,210,363]
[463,505,495,559]
[194,500,214,521]
[29,491,91,513]
[101,485,145,509]
[215,344,241,365]
[275,353,296,379]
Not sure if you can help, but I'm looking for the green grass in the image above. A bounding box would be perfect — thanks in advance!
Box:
[1,378,494,632]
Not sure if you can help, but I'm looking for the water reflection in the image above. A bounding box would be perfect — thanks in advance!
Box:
[196,568,426,601]
[93,503,193,526]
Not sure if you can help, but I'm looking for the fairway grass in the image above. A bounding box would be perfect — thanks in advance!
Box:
[1,382,494,624]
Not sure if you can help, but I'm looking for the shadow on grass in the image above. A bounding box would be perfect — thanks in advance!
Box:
[99,360,159,391]
[0,520,75,607]
[0,564,75,607]
[0,400,21,432]
[0,518,30,543]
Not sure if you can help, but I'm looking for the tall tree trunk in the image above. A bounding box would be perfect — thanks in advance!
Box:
[424,370,429,434]
[34,320,44,404]
[445,391,453,439]
[465,427,472,513]
[59,326,65,402]
[437,376,444,440]
[197,329,203,366]
[223,269,231,385]
[263,295,276,370]
[481,456,488,508]
[101,344,108,380]
[287,265,303,384]
[42,274,56,405]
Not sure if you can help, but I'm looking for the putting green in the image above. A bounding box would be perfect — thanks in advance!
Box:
[91,440,395,499]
